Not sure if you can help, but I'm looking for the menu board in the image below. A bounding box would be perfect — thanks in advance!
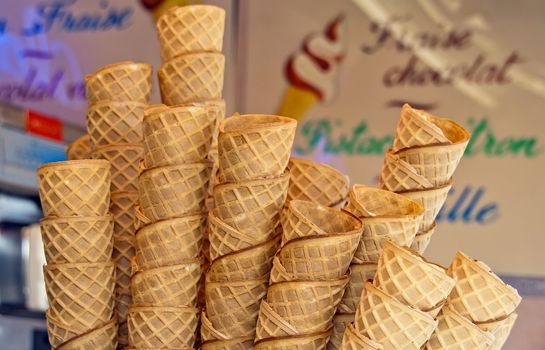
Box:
[239,1,545,348]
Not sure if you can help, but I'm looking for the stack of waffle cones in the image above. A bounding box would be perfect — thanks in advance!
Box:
[254,199,363,349]
[286,158,350,209]
[201,114,296,349]
[155,4,227,206]
[423,251,522,350]
[341,241,455,349]
[38,159,117,349]
[85,60,152,347]
[379,104,471,254]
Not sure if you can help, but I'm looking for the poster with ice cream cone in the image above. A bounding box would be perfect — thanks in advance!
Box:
[238,1,545,349]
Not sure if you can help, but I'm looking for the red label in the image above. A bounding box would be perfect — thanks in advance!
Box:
[26,110,63,141]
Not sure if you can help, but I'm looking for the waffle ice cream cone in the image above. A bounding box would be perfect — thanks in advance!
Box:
[256,300,299,340]
[341,324,383,350]
[207,235,280,282]
[127,305,199,348]
[86,61,152,104]
[266,276,348,334]
[156,5,225,61]
[410,222,437,255]
[345,185,424,219]
[425,305,494,350]
[92,144,143,193]
[354,282,437,349]
[254,328,332,350]
[392,104,452,152]
[401,180,453,232]
[86,100,145,147]
[44,262,115,332]
[476,312,518,350]
[447,251,521,323]
[135,213,206,269]
[213,173,289,237]
[206,99,227,159]
[286,158,350,207]
[276,231,360,280]
[46,311,80,348]
[201,311,229,341]
[218,114,297,182]
[338,263,377,313]
[328,313,355,350]
[138,162,211,221]
[66,134,92,160]
[379,151,432,192]
[278,85,319,121]
[374,241,455,315]
[158,52,225,105]
[205,278,268,338]
[40,215,113,264]
[202,336,255,350]
[56,317,118,350]
[110,191,138,239]
[208,209,264,261]
[37,159,111,217]
[143,103,214,167]
[281,200,362,245]
[131,260,201,306]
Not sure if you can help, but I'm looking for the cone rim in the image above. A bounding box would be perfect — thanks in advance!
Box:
[348,184,425,218]
[44,261,114,271]
[214,170,290,191]
[38,159,109,172]
[220,114,297,134]
[56,316,117,349]
[87,99,146,109]
[135,212,207,236]
[128,304,199,314]
[210,234,280,264]
[87,61,152,78]
[159,51,225,71]
[131,258,202,276]
[396,178,453,195]
[40,214,113,225]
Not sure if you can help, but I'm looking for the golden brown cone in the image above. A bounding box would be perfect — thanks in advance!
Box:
[218,114,297,182]
[204,278,268,338]
[86,100,144,147]
[254,328,333,350]
[255,300,298,340]
[143,103,214,167]
[410,222,437,255]
[46,311,79,348]
[338,263,377,313]
[447,251,521,323]
[135,214,206,269]
[56,317,118,350]
[37,159,111,217]
[202,336,255,350]
[158,52,225,105]
[44,262,115,332]
[138,163,211,221]
[213,172,289,238]
[286,158,350,207]
[374,241,455,314]
[353,282,437,350]
[207,235,280,282]
[131,260,201,307]
[281,200,363,245]
[379,151,432,192]
[66,134,91,160]
[40,215,113,264]
[110,191,138,239]
[266,275,349,334]
[85,61,152,104]
[425,305,495,350]
[127,305,199,349]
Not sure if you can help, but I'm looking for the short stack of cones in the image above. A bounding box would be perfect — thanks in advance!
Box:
[201,114,296,349]
[85,60,152,347]
[379,104,471,254]
[341,240,455,349]
[424,251,522,350]
[286,158,350,209]
[254,199,363,349]
[155,4,227,207]
[38,159,117,349]
[327,185,423,349]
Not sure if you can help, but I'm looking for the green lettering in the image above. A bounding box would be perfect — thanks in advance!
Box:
[464,117,487,156]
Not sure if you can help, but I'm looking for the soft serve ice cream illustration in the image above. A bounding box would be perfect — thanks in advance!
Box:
[278,15,346,120]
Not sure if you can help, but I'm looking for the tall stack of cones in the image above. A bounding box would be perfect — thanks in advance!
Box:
[155,4,227,263]
[201,114,296,349]
[85,60,152,347]
[38,159,117,349]
[327,186,424,349]
[424,251,521,350]
[286,158,350,209]
[254,199,363,349]
[379,104,470,254]
[341,241,455,349]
